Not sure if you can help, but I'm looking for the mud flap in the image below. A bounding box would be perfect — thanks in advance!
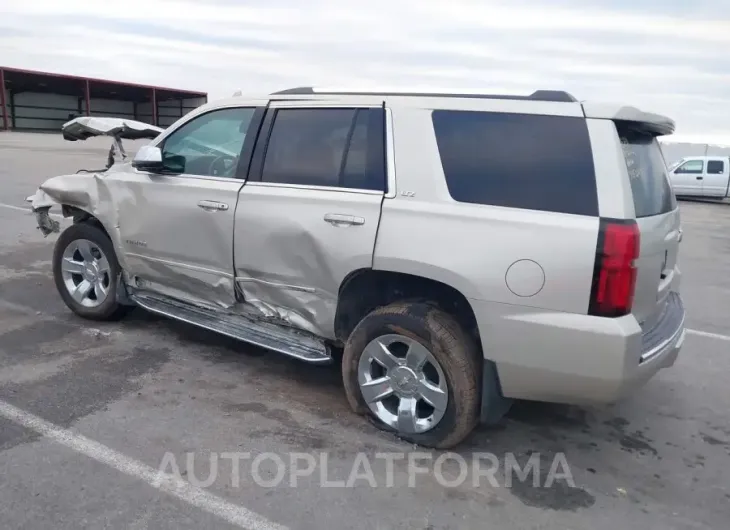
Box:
[116,275,136,307]
[480,360,513,425]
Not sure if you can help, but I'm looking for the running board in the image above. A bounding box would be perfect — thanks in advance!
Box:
[130,292,332,364]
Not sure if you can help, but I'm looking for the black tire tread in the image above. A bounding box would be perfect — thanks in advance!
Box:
[52,222,131,321]
[342,301,481,449]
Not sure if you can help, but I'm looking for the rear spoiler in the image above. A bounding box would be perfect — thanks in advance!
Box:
[581,102,675,136]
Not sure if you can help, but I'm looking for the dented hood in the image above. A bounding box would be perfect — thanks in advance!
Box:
[62,117,163,141]
[30,173,105,210]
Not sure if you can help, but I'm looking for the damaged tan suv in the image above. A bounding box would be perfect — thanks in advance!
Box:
[29,88,686,448]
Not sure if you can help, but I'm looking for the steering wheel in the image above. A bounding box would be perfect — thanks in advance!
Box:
[208,155,238,178]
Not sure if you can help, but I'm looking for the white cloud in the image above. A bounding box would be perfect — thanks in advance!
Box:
[1,0,730,143]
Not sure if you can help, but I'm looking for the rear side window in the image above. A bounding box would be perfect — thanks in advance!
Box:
[707,160,724,174]
[617,123,676,218]
[431,110,598,216]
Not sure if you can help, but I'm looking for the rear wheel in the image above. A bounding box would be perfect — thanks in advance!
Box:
[52,223,131,321]
[342,302,481,449]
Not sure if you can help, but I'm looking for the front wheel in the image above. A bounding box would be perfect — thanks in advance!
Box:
[52,223,131,321]
[342,302,481,449]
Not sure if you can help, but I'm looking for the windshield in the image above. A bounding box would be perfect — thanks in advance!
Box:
[617,123,677,218]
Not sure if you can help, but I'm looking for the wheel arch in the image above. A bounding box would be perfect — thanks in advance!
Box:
[334,268,482,351]
[63,205,111,239]
[59,205,130,272]
[336,268,513,428]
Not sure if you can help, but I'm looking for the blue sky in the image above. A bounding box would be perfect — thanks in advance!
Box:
[1,0,730,144]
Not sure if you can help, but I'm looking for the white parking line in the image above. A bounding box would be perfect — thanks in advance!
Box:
[687,329,730,342]
[0,400,288,530]
[0,202,64,218]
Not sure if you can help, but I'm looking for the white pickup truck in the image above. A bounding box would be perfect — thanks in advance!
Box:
[668,156,730,199]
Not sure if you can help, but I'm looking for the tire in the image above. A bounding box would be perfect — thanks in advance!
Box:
[52,222,131,321]
[342,302,481,449]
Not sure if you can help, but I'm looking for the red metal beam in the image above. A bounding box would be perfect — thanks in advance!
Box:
[0,65,207,97]
[0,68,8,131]
[151,88,157,126]
[84,79,91,116]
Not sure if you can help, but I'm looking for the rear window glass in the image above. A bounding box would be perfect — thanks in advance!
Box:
[617,123,676,218]
[431,110,598,216]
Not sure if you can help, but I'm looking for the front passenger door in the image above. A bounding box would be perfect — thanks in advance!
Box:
[116,106,262,308]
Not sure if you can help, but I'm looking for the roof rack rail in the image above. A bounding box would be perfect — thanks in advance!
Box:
[271,87,578,103]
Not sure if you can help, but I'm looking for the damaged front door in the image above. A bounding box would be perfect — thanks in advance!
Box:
[234,104,386,337]
[118,106,261,308]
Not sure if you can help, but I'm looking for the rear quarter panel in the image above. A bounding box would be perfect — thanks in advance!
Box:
[374,104,600,314]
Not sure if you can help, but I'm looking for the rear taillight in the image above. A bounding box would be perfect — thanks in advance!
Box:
[589,219,640,317]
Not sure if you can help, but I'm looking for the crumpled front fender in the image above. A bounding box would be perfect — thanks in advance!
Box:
[27,172,111,237]
[27,188,63,237]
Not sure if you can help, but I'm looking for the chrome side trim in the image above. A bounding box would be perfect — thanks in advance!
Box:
[385,107,397,199]
[126,253,234,278]
[244,181,382,195]
[132,170,246,184]
[235,276,316,293]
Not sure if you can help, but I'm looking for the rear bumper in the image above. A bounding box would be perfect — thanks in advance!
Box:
[472,293,685,405]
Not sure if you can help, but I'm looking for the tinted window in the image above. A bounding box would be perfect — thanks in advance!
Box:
[707,160,724,174]
[617,124,676,218]
[431,111,598,216]
[162,107,255,177]
[341,111,368,182]
[260,108,384,191]
[674,160,704,174]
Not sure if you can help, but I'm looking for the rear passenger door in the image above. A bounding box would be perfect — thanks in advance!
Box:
[702,158,729,198]
[233,103,386,338]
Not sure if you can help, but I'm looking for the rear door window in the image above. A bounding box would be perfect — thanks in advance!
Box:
[707,160,725,174]
[431,110,598,216]
[258,108,385,191]
[616,123,676,218]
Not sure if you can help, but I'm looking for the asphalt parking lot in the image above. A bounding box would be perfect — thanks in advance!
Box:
[1,132,729,530]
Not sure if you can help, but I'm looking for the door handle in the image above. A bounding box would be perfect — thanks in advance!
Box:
[197,200,229,211]
[324,213,365,226]
[696,176,703,180]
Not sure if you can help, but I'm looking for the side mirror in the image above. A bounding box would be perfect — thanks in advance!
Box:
[132,145,164,172]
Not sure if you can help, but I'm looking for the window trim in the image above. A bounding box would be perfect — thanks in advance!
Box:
[247,105,387,193]
[674,160,704,175]
[337,109,361,186]
[431,109,599,216]
[244,181,383,195]
[151,105,263,181]
[384,107,396,199]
